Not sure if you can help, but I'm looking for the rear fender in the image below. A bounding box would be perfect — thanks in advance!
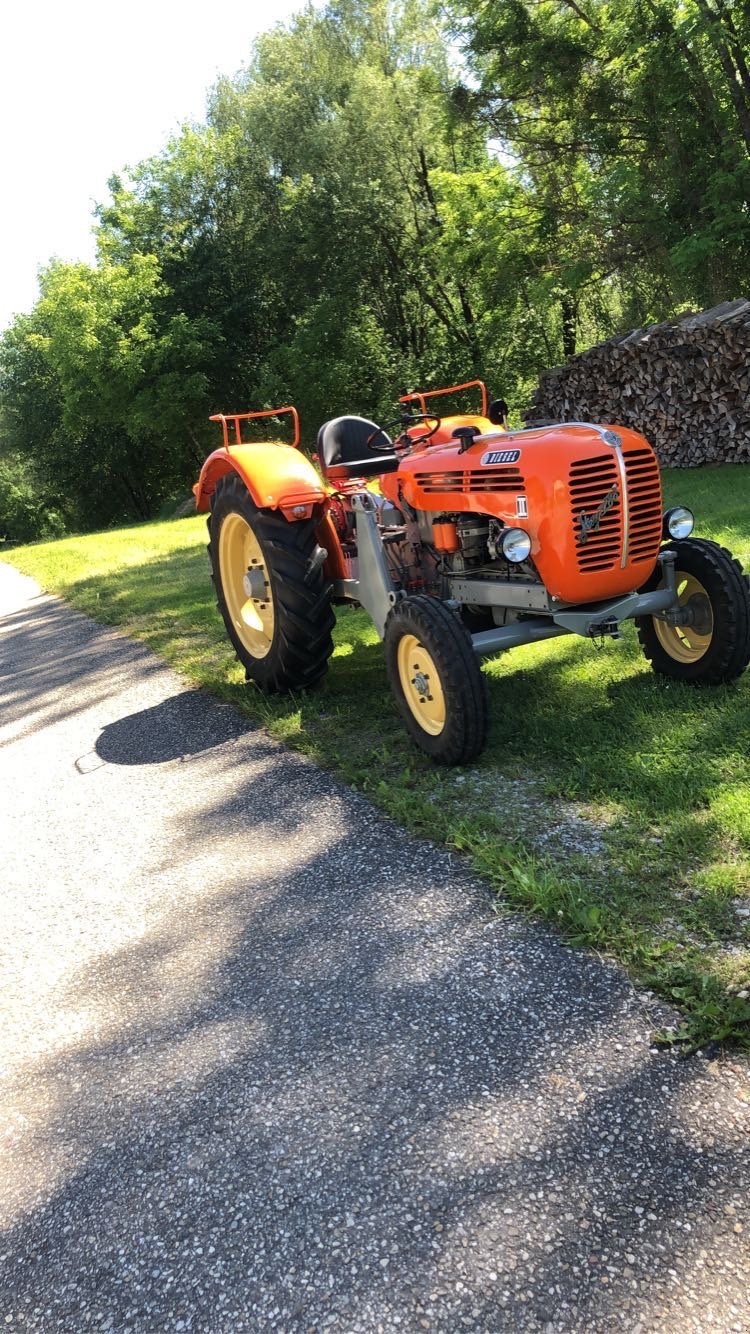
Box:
[193,444,327,520]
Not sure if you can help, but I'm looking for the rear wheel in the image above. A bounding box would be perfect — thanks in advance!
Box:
[636,538,750,684]
[208,473,334,691]
[384,595,489,764]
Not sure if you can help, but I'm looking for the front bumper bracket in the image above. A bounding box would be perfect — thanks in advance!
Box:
[471,551,679,657]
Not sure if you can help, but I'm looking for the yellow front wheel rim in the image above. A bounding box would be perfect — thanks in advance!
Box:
[218,512,275,659]
[397,634,446,736]
[654,572,713,664]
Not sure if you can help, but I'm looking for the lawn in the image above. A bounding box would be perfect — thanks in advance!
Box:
[5,465,750,1048]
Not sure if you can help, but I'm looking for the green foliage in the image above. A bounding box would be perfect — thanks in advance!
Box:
[0,451,66,546]
[454,0,750,315]
[0,254,218,530]
[1,0,749,536]
[32,257,216,524]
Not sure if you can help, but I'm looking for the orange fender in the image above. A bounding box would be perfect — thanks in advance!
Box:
[193,443,328,519]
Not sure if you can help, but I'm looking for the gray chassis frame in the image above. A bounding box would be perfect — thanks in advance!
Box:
[331,491,685,656]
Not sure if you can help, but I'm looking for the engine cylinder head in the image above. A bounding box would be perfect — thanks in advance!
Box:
[456,516,490,562]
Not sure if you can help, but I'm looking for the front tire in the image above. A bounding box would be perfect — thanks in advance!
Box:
[636,538,750,684]
[384,596,489,764]
[208,473,334,692]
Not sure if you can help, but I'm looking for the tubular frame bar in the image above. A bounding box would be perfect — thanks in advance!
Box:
[209,406,300,451]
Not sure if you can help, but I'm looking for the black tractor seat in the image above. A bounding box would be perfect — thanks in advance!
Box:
[317,416,399,481]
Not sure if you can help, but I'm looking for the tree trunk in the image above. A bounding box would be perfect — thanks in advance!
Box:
[694,0,750,154]
[561,294,578,360]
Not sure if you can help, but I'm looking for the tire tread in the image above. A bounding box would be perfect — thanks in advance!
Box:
[208,473,335,692]
[384,595,489,764]
[636,538,750,684]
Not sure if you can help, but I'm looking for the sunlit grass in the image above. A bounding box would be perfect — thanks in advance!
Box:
[5,464,750,1048]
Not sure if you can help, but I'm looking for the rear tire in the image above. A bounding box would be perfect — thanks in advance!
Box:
[208,473,334,692]
[636,538,750,684]
[384,595,489,764]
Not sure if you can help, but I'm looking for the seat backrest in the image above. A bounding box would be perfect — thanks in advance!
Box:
[317,416,397,480]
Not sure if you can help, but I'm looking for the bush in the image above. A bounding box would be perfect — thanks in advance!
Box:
[0,453,67,547]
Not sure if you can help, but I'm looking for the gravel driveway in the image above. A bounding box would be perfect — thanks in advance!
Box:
[1,561,749,1332]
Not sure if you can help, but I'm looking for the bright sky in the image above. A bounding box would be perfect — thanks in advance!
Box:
[0,0,304,330]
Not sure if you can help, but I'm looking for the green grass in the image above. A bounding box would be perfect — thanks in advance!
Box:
[5,465,750,1049]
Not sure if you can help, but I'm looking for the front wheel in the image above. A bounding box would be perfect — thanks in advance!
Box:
[384,596,489,764]
[636,538,750,684]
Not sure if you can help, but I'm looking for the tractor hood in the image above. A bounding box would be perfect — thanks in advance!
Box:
[382,421,664,604]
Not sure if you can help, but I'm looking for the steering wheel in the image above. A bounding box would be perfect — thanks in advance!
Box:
[366,413,442,452]
[401,412,442,447]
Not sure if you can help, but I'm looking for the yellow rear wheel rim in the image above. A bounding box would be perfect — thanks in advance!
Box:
[218,512,275,659]
[654,572,713,664]
[397,633,446,736]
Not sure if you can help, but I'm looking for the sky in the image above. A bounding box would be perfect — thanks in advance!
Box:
[0,0,304,331]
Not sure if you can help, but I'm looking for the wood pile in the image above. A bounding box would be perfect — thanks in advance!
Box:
[525,298,750,467]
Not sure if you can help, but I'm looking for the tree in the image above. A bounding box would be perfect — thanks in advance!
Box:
[3,0,748,541]
[452,0,750,332]
[1,255,217,528]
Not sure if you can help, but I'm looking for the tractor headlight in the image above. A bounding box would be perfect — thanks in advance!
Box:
[663,506,694,540]
[501,528,532,563]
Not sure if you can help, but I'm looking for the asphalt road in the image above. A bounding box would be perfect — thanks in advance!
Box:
[1,560,749,1333]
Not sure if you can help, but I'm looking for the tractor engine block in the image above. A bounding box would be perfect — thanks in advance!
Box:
[455,516,491,569]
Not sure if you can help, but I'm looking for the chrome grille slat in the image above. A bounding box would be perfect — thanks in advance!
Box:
[569,448,662,575]
[623,449,662,569]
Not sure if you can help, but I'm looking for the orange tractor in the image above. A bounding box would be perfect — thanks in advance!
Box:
[193,380,750,764]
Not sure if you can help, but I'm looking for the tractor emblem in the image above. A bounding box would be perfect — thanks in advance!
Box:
[578,485,620,544]
[481,448,521,466]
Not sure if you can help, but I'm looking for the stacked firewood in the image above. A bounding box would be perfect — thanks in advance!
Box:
[525,298,750,467]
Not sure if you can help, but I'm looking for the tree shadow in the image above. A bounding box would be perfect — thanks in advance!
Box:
[3,710,749,1328]
[482,629,750,863]
[0,597,165,745]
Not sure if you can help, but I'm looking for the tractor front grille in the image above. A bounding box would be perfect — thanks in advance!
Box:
[569,447,663,574]
[569,454,623,573]
[624,448,662,564]
[415,466,524,494]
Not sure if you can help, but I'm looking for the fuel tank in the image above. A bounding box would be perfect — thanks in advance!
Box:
[380,418,663,605]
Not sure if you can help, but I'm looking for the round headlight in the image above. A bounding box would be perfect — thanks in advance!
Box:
[501,527,532,563]
[664,506,694,540]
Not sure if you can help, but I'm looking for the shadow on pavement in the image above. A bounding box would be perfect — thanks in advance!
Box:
[96,691,253,765]
[3,740,749,1329]
[0,598,164,745]
[2,571,749,1332]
